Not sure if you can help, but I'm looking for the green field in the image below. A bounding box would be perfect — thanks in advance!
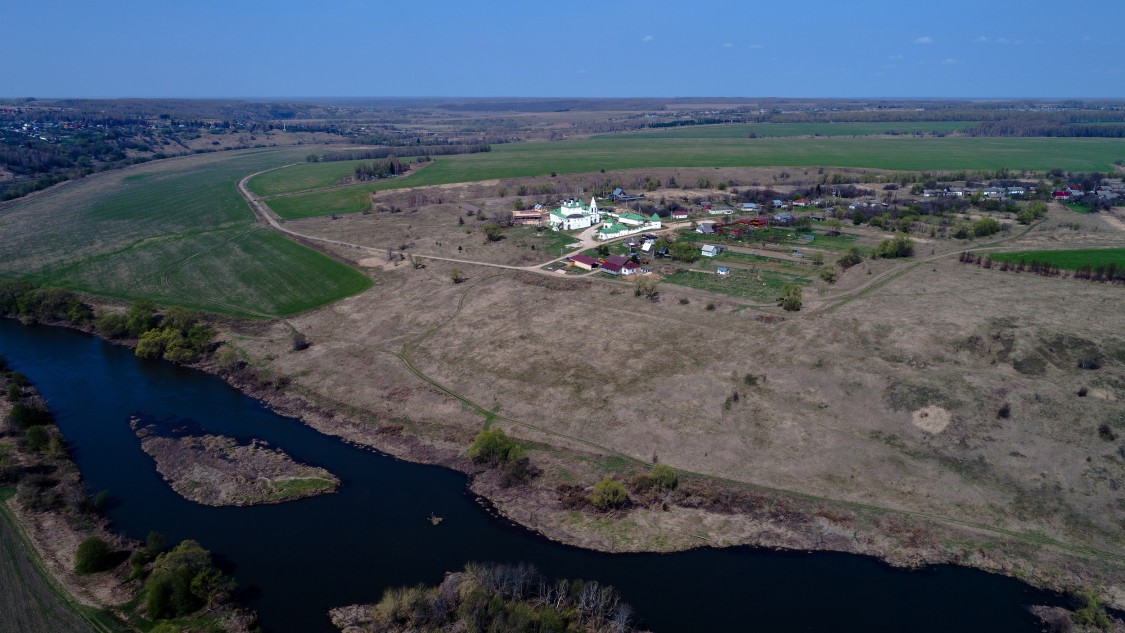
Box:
[0,148,372,317]
[0,489,115,633]
[662,267,810,302]
[591,121,977,139]
[987,248,1125,270]
[247,156,420,197]
[264,136,1125,219]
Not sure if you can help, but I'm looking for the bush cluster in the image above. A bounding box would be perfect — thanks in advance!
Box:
[467,429,532,486]
[0,280,93,325]
[874,235,915,258]
[144,540,235,620]
[371,562,638,633]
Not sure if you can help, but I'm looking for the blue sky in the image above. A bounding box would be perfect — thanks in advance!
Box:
[2,0,1122,98]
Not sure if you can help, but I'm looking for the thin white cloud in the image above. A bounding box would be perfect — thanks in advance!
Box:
[642,35,654,42]
[973,35,989,43]
[913,36,933,44]
[942,58,958,65]
[887,54,904,60]
[722,42,734,48]
[997,37,1011,44]
[748,44,764,49]
[1082,36,1092,42]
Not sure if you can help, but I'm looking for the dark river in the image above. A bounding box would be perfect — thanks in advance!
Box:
[0,319,1061,632]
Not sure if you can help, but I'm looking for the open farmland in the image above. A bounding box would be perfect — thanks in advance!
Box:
[986,248,1125,269]
[264,136,1125,219]
[0,493,101,633]
[0,148,371,317]
[591,121,978,139]
[247,156,422,197]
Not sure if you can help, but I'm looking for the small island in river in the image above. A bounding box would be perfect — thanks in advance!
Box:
[130,416,339,506]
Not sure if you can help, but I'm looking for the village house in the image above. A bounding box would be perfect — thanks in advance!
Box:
[511,207,545,226]
[1006,187,1027,196]
[600,254,640,276]
[695,221,716,235]
[700,244,720,257]
[568,254,598,271]
[670,209,689,220]
[607,187,645,202]
[708,207,734,215]
[549,198,602,231]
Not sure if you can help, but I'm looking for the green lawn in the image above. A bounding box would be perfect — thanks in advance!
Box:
[263,136,1125,219]
[0,148,372,317]
[987,248,1125,270]
[662,267,810,302]
[591,121,977,139]
[674,226,864,253]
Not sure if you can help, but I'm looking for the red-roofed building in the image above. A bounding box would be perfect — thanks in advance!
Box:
[569,254,598,271]
[1053,190,1071,200]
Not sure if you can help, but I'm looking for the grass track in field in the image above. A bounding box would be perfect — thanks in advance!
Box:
[986,248,1125,270]
[591,121,977,139]
[0,148,372,317]
[265,136,1125,219]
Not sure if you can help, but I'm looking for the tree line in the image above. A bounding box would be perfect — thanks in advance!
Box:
[315,143,491,163]
[354,156,407,181]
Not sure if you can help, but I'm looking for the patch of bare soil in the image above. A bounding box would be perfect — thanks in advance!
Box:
[911,406,951,434]
[131,417,339,506]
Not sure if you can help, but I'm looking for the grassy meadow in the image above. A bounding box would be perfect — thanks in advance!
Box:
[662,267,811,301]
[987,248,1125,270]
[263,136,1125,219]
[0,148,371,317]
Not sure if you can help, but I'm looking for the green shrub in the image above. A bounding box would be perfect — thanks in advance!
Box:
[651,464,678,491]
[874,235,914,258]
[125,300,158,337]
[144,540,234,620]
[25,425,49,452]
[590,477,628,510]
[837,246,863,269]
[96,312,129,339]
[9,402,52,428]
[75,536,114,574]
[972,216,1002,237]
[669,241,699,263]
[777,284,803,311]
[1072,588,1112,631]
[467,429,517,465]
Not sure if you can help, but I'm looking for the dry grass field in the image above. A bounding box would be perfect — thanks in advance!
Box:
[224,200,1124,599]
